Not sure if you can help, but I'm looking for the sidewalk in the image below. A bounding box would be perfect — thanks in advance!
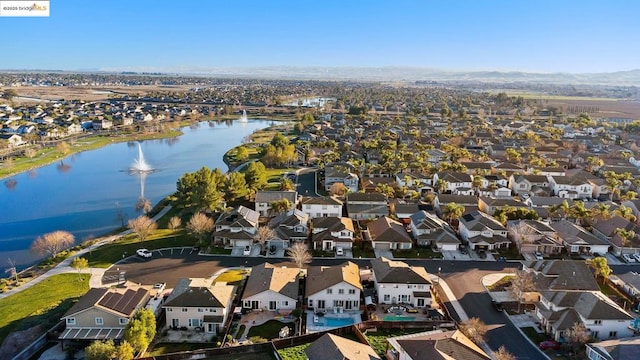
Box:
[0,205,172,299]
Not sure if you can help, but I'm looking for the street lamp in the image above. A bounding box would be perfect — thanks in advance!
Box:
[437,267,441,284]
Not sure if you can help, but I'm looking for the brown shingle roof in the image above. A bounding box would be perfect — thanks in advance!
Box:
[371,257,431,284]
[305,262,362,297]
[304,333,380,360]
[367,216,412,243]
[242,262,299,300]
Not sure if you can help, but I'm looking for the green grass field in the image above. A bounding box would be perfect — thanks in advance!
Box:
[0,273,89,343]
[247,320,294,340]
[278,344,310,360]
[365,328,428,356]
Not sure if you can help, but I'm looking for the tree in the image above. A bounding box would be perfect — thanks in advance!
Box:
[494,346,516,360]
[56,141,71,155]
[511,269,535,312]
[614,228,635,256]
[186,212,214,245]
[254,226,276,251]
[269,199,291,216]
[31,230,75,258]
[135,197,152,214]
[70,257,89,281]
[459,317,488,344]
[235,146,249,162]
[127,215,157,242]
[442,203,465,227]
[224,171,250,203]
[85,340,116,360]
[23,147,37,159]
[244,161,268,192]
[6,258,18,283]
[113,341,134,360]
[604,171,622,201]
[287,242,312,268]
[586,256,611,283]
[509,221,535,251]
[124,308,156,353]
[329,182,347,196]
[279,177,295,191]
[175,166,225,212]
[2,88,17,101]
[614,205,637,222]
[168,216,181,232]
[567,322,590,354]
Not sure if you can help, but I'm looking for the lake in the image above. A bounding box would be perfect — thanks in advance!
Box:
[0,119,270,269]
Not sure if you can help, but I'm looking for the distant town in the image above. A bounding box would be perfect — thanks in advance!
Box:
[3,72,640,360]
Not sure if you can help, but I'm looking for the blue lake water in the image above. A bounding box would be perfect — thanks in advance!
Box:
[0,120,270,269]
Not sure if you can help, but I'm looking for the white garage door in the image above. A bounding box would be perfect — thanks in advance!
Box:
[374,242,391,250]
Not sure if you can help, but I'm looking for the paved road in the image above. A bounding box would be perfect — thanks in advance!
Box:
[296,169,318,197]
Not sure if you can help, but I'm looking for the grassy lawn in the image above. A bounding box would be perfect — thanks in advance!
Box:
[312,249,335,257]
[494,245,523,260]
[521,326,548,344]
[278,343,310,360]
[247,320,294,341]
[487,275,514,291]
[148,342,215,356]
[214,270,246,284]
[88,230,196,268]
[392,247,443,259]
[352,242,375,258]
[0,273,89,343]
[365,328,428,356]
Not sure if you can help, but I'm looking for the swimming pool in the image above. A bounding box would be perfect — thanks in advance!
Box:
[383,315,416,321]
[319,316,356,327]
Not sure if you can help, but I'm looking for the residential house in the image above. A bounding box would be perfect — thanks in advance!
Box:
[548,175,593,199]
[0,133,24,148]
[433,194,479,216]
[346,192,388,220]
[524,260,600,292]
[301,196,343,219]
[306,262,362,312]
[390,198,423,221]
[92,118,113,130]
[311,217,355,251]
[478,196,525,216]
[410,211,460,251]
[535,291,633,341]
[508,174,550,195]
[212,206,259,248]
[457,211,510,251]
[550,220,610,255]
[432,171,473,194]
[59,285,150,347]
[304,333,381,360]
[506,220,563,255]
[268,209,309,244]
[590,216,640,255]
[242,262,299,312]
[163,278,234,334]
[254,190,298,216]
[324,164,359,193]
[365,216,413,250]
[610,271,640,300]
[370,257,432,307]
[386,329,491,360]
[585,337,640,360]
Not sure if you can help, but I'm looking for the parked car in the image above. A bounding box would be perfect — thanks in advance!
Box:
[136,249,152,258]
[491,300,504,312]
[539,340,560,350]
[336,247,344,256]
[534,251,544,260]
[153,282,166,294]
[269,245,277,255]
[623,253,636,263]
[477,249,487,259]
[243,245,252,256]
[633,253,640,262]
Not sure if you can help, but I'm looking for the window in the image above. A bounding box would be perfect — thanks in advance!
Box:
[119,318,128,325]
[66,318,76,325]
[338,289,344,294]
[189,319,201,327]
[309,299,313,307]
[198,308,203,312]
[594,320,602,325]
[95,317,104,325]
[327,289,332,294]
[182,308,188,312]
[348,289,356,294]
[609,331,617,338]
[210,308,216,313]
[384,294,390,302]
[167,308,173,312]
[282,300,289,306]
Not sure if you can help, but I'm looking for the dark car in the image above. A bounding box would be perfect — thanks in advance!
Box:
[269,245,277,255]
[539,340,560,350]
[478,249,487,259]
[491,300,504,312]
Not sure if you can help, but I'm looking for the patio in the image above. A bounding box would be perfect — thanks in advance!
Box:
[236,310,296,341]
[306,309,362,333]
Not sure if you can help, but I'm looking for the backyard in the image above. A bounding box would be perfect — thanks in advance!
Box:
[247,320,295,341]
[364,328,429,356]
[148,342,215,356]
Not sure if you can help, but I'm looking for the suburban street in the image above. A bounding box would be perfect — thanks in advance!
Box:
[295,168,319,196]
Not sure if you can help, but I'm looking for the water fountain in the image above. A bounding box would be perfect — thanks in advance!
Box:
[239,109,248,122]
[130,143,153,173]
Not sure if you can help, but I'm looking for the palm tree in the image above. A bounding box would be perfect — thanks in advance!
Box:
[614,228,635,256]
[591,203,611,222]
[549,200,570,221]
[442,203,465,228]
[269,199,291,216]
[604,171,622,201]
[569,201,591,226]
[614,205,637,222]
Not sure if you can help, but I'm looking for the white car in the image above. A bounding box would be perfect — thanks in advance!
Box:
[136,249,152,258]
[622,253,636,263]
[243,245,252,256]
[336,247,344,256]
[534,251,544,260]
[633,253,640,262]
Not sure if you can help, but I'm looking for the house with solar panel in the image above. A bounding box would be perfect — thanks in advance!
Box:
[59,285,150,348]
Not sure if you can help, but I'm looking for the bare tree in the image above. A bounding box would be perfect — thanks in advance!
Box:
[494,346,515,360]
[186,212,214,245]
[509,221,535,251]
[329,182,347,196]
[135,198,152,214]
[511,269,536,313]
[31,230,75,257]
[115,202,127,228]
[23,147,37,159]
[168,216,182,232]
[56,141,71,155]
[287,242,312,268]
[567,322,590,354]
[459,317,488,344]
[128,216,157,242]
[5,258,18,283]
[254,226,277,251]
[71,257,89,281]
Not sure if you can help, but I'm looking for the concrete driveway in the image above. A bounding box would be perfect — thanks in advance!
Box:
[374,248,393,259]
[231,244,260,257]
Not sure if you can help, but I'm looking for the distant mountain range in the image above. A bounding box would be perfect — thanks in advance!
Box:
[145,66,640,85]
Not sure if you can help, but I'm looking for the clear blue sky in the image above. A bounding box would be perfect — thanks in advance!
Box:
[1,0,638,73]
